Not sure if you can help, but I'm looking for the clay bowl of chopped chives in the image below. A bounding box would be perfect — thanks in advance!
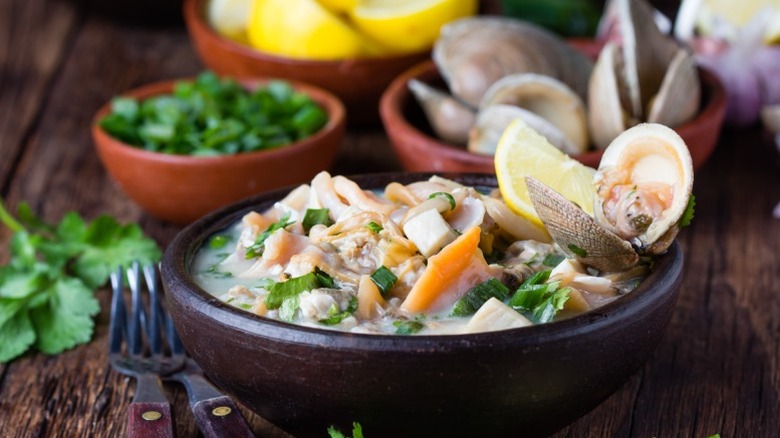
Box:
[92,72,345,225]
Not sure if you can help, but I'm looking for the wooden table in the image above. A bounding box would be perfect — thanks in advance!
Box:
[1,1,778,436]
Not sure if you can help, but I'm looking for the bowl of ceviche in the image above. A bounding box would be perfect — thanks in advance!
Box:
[161,171,684,437]
[92,72,345,225]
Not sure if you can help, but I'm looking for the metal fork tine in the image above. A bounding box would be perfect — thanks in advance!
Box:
[109,268,127,354]
[127,263,146,355]
[166,312,185,355]
[143,264,164,355]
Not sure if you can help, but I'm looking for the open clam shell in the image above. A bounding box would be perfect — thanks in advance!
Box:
[433,16,593,107]
[408,78,476,145]
[468,104,580,156]
[525,176,639,273]
[647,49,701,127]
[479,73,589,154]
[588,42,631,150]
[593,123,694,255]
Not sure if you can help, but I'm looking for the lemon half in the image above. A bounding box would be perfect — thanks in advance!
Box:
[247,0,381,59]
[349,0,477,54]
[494,119,596,230]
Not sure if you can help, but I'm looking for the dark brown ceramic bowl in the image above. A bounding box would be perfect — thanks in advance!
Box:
[379,58,727,173]
[92,78,345,225]
[183,0,429,125]
[161,172,684,438]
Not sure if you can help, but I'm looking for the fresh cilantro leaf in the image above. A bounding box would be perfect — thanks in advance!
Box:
[319,297,357,325]
[327,427,346,438]
[394,320,425,335]
[327,422,364,438]
[0,199,161,363]
[532,286,570,324]
[29,276,100,354]
[0,310,36,363]
[278,295,300,321]
[265,271,320,309]
[314,267,335,289]
[680,195,695,228]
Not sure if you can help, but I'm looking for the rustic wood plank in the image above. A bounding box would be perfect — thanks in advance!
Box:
[0,0,79,189]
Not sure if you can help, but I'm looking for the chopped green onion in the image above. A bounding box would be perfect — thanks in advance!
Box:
[451,278,509,316]
[365,221,383,234]
[302,208,332,232]
[428,192,456,210]
[370,266,397,297]
[393,320,425,335]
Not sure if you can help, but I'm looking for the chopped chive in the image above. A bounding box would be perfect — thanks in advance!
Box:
[366,221,383,233]
[393,320,424,335]
[370,266,397,297]
[451,278,510,316]
[302,208,332,232]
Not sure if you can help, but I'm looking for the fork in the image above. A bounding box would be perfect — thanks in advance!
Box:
[141,264,256,438]
[109,263,184,438]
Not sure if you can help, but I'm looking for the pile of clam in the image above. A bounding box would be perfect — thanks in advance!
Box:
[410,0,702,155]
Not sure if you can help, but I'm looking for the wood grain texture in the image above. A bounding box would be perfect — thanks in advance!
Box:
[0,0,778,436]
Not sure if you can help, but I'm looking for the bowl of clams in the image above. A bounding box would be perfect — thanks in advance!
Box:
[380,0,727,173]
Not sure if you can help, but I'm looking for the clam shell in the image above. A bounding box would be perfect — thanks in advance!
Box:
[433,17,593,107]
[525,176,638,272]
[618,0,679,120]
[479,74,589,153]
[408,79,476,145]
[588,42,630,150]
[646,49,701,127]
[594,123,693,254]
[467,104,580,156]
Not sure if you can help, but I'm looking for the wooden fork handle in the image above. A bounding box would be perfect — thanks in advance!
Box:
[127,401,174,438]
[127,373,175,438]
[192,396,255,438]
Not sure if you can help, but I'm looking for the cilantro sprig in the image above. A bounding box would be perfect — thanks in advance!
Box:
[0,199,161,363]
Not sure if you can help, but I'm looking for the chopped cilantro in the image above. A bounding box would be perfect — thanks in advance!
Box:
[209,234,231,249]
[314,267,335,289]
[327,422,364,438]
[680,195,695,228]
[319,297,358,325]
[541,253,565,267]
[238,303,253,310]
[302,208,332,232]
[0,199,161,363]
[245,213,294,259]
[365,221,383,234]
[451,278,509,316]
[264,268,336,310]
[370,266,397,297]
[509,269,570,323]
[394,320,425,335]
[428,192,456,210]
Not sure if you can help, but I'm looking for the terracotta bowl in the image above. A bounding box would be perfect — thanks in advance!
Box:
[161,172,684,438]
[379,59,727,173]
[183,0,429,125]
[92,78,345,225]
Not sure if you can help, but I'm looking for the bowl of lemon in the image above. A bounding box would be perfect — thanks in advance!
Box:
[184,0,477,124]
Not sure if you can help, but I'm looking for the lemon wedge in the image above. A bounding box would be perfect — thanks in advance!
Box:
[349,0,477,54]
[494,119,596,231]
[247,0,381,59]
[208,0,254,42]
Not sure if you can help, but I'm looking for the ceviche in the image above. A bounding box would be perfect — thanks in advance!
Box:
[193,171,653,335]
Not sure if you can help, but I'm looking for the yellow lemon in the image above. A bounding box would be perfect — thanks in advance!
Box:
[494,119,596,231]
[699,0,778,28]
[317,0,357,14]
[349,0,478,54]
[247,0,380,59]
[208,0,254,42]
